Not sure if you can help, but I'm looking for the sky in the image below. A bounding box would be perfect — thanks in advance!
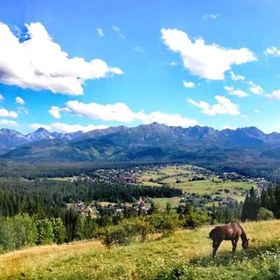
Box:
[0,0,280,134]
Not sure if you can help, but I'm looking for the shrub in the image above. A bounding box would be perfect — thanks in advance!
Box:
[185,209,210,228]
[257,207,274,221]
[146,213,181,233]
[101,216,154,247]
[51,217,67,244]
[101,223,135,247]
[0,214,37,252]
[36,218,54,245]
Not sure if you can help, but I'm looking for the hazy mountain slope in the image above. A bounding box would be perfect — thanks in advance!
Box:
[2,123,280,165]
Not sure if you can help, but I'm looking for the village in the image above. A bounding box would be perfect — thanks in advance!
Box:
[70,164,271,217]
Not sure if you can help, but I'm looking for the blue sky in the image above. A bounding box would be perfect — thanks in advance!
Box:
[0,0,280,133]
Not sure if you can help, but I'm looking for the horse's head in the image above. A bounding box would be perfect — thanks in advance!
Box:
[242,238,249,249]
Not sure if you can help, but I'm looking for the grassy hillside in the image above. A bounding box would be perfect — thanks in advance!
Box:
[1,220,280,279]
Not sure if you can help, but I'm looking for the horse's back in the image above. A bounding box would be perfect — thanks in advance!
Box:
[209,223,242,240]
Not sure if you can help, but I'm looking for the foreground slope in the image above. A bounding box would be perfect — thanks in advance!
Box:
[1,220,280,280]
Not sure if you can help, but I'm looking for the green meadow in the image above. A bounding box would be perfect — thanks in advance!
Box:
[1,220,280,280]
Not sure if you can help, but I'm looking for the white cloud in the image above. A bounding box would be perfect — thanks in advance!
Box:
[139,111,198,127]
[0,94,4,101]
[30,122,107,133]
[264,46,280,57]
[96,28,104,37]
[161,28,256,80]
[15,96,25,104]
[50,101,198,127]
[49,106,66,119]
[224,86,248,98]
[248,81,264,95]
[0,119,18,126]
[183,81,196,88]
[0,107,17,118]
[112,25,121,32]
[188,95,240,116]
[229,71,245,81]
[65,101,137,122]
[112,25,125,39]
[0,21,123,95]
[266,89,280,100]
[203,14,219,20]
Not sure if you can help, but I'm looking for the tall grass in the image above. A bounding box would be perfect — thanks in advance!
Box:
[0,220,280,279]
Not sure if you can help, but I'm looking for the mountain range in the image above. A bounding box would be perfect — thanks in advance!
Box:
[1,123,280,168]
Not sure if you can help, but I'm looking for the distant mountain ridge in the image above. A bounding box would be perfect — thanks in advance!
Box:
[1,123,280,165]
[0,127,82,150]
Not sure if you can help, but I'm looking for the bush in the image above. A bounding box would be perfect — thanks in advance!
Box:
[146,213,181,233]
[257,207,274,221]
[0,214,37,252]
[51,217,67,244]
[185,209,210,228]
[101,217,154,247]
[36,218,54,245]
[100,213,182,247]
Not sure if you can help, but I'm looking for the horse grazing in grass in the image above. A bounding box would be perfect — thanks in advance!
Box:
[209,223,249,258]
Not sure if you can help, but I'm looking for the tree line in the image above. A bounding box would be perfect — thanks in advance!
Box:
[241,185,280,220]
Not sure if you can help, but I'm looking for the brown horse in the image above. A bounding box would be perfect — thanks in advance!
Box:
[209,223,249,258]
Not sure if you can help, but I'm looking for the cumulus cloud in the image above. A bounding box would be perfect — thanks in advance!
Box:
[224,86,248,98]
[248,81,264,95]
[0,21,123,95]
[49,106,66,119]
[187,95,240,116]
[264,46,280,57]
[229,71,245,81]
[0,107,17,118]
[29,122,107,133]
[161,28,256,80]
[138,111,198,127]
[183,81,196,88]
[15,96,25,104]
[49,101,198,127]
[266,89,280,100]
[65,101,137,122]
[0,119,18,126]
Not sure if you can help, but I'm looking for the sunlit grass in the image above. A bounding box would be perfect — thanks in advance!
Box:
[1,220,280,279]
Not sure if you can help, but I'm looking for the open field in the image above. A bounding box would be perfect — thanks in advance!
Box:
[1,220,280,280]
[137,165,255,201]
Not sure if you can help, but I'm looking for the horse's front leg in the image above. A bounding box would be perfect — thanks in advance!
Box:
[213,240,222,258]
[231,236,239,255]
